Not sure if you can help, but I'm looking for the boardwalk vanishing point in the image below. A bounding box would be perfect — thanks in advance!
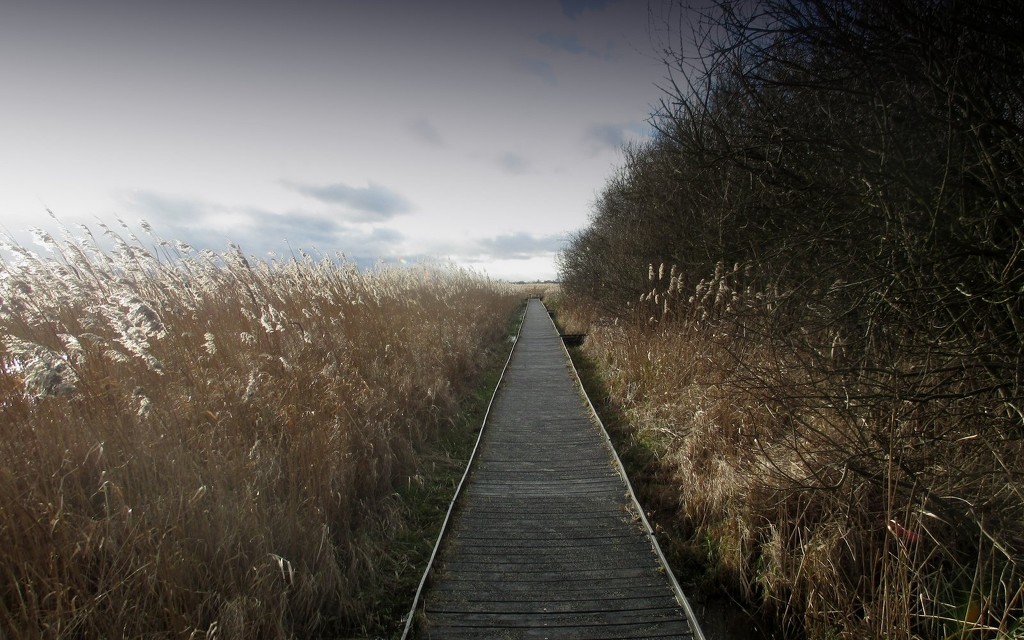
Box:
[403,298,705,639]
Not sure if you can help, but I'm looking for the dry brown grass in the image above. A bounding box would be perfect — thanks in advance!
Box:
[0,221,520,638]
[564,264,1024,640]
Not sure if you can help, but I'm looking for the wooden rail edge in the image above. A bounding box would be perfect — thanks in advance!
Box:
[547,302,709,640]
[398,301,529,639]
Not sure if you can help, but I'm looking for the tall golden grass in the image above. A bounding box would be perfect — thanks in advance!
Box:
[0,221,519,638]
[556,264,1023,639]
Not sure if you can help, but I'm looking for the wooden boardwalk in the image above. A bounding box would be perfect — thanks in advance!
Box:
[405,299,704,639]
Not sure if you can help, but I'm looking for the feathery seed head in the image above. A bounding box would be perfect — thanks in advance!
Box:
[203,333,217,355]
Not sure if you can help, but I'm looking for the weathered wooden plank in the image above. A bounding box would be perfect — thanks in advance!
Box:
[430,584,678,603]
[430,593,680,611]
[429,577,675,597]
[419,619,693,640]
[410,299,701,639]
[440,552,649,567]
[425,608,687,627]
[443,544,649,560]
[420,624,691,640]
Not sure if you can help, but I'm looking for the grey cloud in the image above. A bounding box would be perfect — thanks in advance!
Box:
[283,180,413,220]
[122,190,215,221]
[407,118,445,147]
[586,123,628,150]
[497,153,534,176]
[478,232,564,260]
[515,57,557,85]
[415,233,562,263]
[537,32,601,57]
[560,0,612,19]
[244,208,349,242]
[118,189,404,262]
[214,208,405,261]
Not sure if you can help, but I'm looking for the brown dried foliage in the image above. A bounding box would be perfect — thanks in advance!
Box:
[0,223,519,638]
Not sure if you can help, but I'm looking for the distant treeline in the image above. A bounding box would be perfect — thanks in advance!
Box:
[559,0,1023,637]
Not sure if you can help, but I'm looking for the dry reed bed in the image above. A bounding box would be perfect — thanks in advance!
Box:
[559,265,1023,640]
[0,222,520,638]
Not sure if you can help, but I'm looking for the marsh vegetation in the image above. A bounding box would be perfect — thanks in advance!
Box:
[0,221,520,637]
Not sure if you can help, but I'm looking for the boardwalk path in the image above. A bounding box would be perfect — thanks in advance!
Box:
[408,299,703,639]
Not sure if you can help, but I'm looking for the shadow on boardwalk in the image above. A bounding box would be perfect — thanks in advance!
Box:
[407,299,704,639]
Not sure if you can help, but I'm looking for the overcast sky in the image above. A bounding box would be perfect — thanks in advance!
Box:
[1,0,676,280]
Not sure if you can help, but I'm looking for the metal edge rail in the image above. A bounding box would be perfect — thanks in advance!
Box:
[398,300,529,640]
[545,301,709,640]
